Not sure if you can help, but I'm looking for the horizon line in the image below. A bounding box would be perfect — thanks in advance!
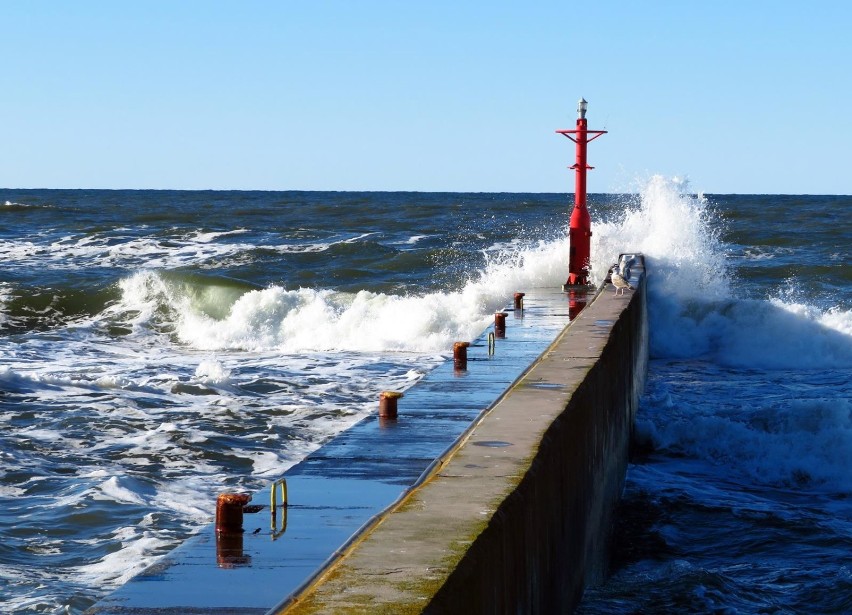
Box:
[3,187,850,198]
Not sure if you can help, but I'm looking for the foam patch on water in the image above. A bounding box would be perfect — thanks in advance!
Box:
[73,525,174,587]
[0,282,11,328]
[194,358,232,384]
[96,477,147,505]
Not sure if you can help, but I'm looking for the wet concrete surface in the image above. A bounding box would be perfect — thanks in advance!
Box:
[86,289,589,615]
[285,255,647,614]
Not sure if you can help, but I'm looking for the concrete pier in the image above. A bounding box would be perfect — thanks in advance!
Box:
[86,254,647,615]
[284,255,647,614]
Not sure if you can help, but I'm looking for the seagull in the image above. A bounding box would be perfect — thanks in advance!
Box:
[610,266,633,295]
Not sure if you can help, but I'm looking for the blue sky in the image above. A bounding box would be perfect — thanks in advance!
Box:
[2,2,849,194]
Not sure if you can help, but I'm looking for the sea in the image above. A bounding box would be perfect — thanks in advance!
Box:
[1,178,850,614]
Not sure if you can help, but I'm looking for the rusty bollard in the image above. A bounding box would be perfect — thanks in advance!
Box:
[514,292,525,310]
[216,492,251,535]
[379,391,403,420]
[453,341,470,370]
[494,311,507,338]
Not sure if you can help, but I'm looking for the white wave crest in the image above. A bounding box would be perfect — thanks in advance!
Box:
[96,476,147,505]
[638,390,852,492]
[112,239,569,353]
[104,178,851,368]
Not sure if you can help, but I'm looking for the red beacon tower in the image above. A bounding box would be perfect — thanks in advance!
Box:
[556,98,607,288]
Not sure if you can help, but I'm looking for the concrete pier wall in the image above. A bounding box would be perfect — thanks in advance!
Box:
[285,261,648,614]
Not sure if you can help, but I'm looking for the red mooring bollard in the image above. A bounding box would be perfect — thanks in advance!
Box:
[215,492,251,534]
[379,391,403,419]
[494,312,507,338]
[453,341,470,370]
[514,292,525,310]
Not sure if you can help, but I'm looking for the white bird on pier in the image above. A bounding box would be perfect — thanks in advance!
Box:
[610,266,633,295]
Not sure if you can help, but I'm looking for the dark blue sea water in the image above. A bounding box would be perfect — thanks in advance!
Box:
[1,180,850,613]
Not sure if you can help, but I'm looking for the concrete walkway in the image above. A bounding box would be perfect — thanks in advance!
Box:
[283,256,647,613]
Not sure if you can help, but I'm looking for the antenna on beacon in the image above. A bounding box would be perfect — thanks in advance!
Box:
[556,98,607,290]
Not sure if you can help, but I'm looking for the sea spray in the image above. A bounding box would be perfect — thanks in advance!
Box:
[592,175,729,296]
[596,176,852,367]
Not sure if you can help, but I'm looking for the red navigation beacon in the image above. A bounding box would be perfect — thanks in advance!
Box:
[556,98,607,288]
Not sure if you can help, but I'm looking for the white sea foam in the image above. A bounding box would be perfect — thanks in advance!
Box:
[74,526,173,587]
[95,375,135,389]
[97,477,147,505]
[193,229,249,243]
[637,387,852,492]
[198,286,488,352]
[81,469,111,479]
[0,485,26,497]
[194,358,232,383]
[0,227,348,272]
[247,449,291,477]
[0,282,11,328]
[51,486,91,509]
[17,427,62,442]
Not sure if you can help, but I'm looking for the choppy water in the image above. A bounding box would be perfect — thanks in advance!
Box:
[1,181,850,613]
[580,187,852,614]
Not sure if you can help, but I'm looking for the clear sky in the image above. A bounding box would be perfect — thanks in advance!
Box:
[2,1,849,194]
